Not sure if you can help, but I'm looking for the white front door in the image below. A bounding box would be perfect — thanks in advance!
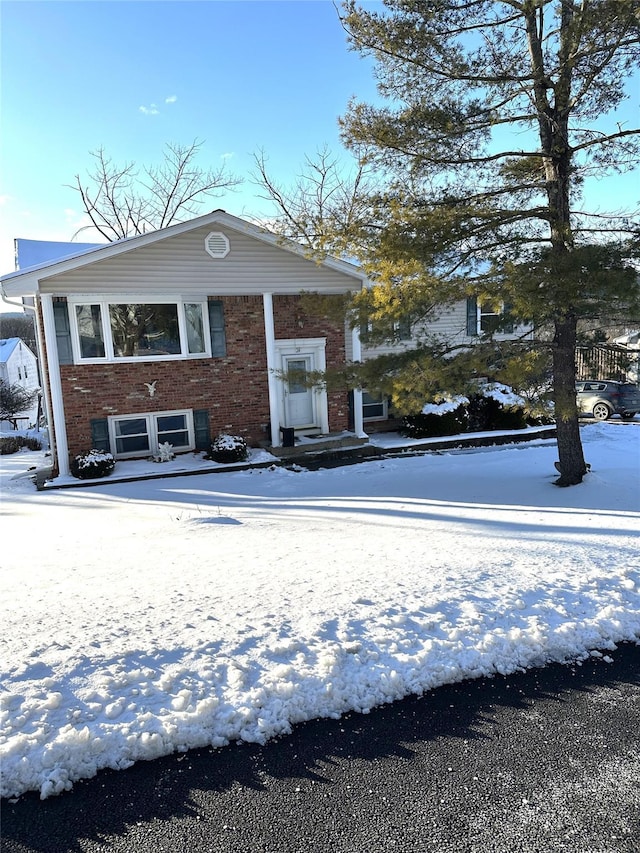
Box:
[283,354,315,427]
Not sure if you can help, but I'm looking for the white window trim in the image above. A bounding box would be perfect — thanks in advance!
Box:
[68,297,211,364]
[108,409,195,458]
[362,391,389,422]
[477,300,515,336]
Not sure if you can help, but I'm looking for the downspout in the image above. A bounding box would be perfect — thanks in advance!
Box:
[263,292,282,448]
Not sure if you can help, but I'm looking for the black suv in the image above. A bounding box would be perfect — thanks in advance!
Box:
[575,380,640,421]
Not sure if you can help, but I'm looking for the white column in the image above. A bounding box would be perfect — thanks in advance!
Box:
[351,324,367,438]
[263,293,281,447]
[41,295,70,477]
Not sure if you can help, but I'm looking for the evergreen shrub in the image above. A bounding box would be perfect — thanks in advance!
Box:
[208,433,249,463]
[21,436,43,451]
[0,435,43,454]
[401,404,468,438]
[0,436,22,455]
[71,449,116,479]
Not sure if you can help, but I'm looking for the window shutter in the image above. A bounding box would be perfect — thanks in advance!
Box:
[397,316,412,340]
[502,302,515,334]
[193,409,211,450]
[53,301,73,364]
[208,300,226,357]
[466,297,478,336]
[90,418,110,452]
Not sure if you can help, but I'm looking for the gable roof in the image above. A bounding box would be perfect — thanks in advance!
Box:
[1,210,367,298]
[0,337,23,363]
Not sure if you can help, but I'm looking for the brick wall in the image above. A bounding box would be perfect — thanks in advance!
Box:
[58,294,350,458]
[273,294,350,435]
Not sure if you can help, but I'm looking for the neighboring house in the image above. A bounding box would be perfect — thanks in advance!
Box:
[0,337,40,426]
[360,298,532,428]
[0,211,367,478]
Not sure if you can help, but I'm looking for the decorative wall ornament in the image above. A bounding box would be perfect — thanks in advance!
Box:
[144,381,157,398]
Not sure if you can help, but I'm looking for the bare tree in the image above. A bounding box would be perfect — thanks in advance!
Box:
[69,140,242,242]
[0,380,38,426]
[0,314,37,354]
[252,145,375,255]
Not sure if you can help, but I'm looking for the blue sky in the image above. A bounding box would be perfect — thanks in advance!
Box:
[0,0,380,282]
[1,0,638,299]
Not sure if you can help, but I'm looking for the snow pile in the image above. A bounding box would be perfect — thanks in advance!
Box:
[1,422,639,799]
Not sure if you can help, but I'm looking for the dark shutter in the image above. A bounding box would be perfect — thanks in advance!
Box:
[90,418,110,452]
[193,409,211,450]
[53,301,73,364]
[208,300,226,357]
[466,297,478,336]
[397,316,411,340]
[502,302,514,334]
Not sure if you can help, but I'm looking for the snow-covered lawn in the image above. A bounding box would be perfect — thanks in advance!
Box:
[1,422,639,800]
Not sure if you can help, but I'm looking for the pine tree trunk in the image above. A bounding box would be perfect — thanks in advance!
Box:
[552,313,588,486]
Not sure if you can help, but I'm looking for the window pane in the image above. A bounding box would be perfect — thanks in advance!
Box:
[156,414,186,432]
[185,304,205,354]
[115,418,148,436]
[76,304,105,358]
[114,417,149,454]
[156,414,189,448]
[110,304,180,357]
[287,359,308,394]
[363,391,385,419]
[116,434,150,454]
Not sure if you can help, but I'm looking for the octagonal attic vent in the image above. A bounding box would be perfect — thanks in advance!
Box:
[205,231,230,259]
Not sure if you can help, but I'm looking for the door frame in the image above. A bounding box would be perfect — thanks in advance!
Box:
[274,337,329,433]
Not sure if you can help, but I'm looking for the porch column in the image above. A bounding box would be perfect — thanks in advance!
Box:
[351,324,367,438]
[41,294,70,477]
[263,292,281,447]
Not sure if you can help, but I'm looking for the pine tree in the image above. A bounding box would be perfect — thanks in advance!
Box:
[336,0,640,485]
[257,1,640,486]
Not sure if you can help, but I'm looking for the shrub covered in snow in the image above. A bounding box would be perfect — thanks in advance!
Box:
[401,397,469,438]
[208,433,249,464]
[401,384,530,438]
[70,449,116,480]
[467,383,528,432]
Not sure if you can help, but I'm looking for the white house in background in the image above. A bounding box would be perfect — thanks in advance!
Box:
[0,337,40,426]
[360,298,533,426]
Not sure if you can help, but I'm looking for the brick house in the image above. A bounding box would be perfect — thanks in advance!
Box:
[0,211,367,478]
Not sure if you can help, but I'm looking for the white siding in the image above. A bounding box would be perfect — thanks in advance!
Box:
[362,301,533,361]
[39,225,360,298]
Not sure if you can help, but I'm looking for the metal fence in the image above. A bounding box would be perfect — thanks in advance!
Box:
[576,345,639,382]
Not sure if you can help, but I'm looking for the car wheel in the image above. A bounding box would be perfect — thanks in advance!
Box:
[621,412,637,421]
[592,402,611,420]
